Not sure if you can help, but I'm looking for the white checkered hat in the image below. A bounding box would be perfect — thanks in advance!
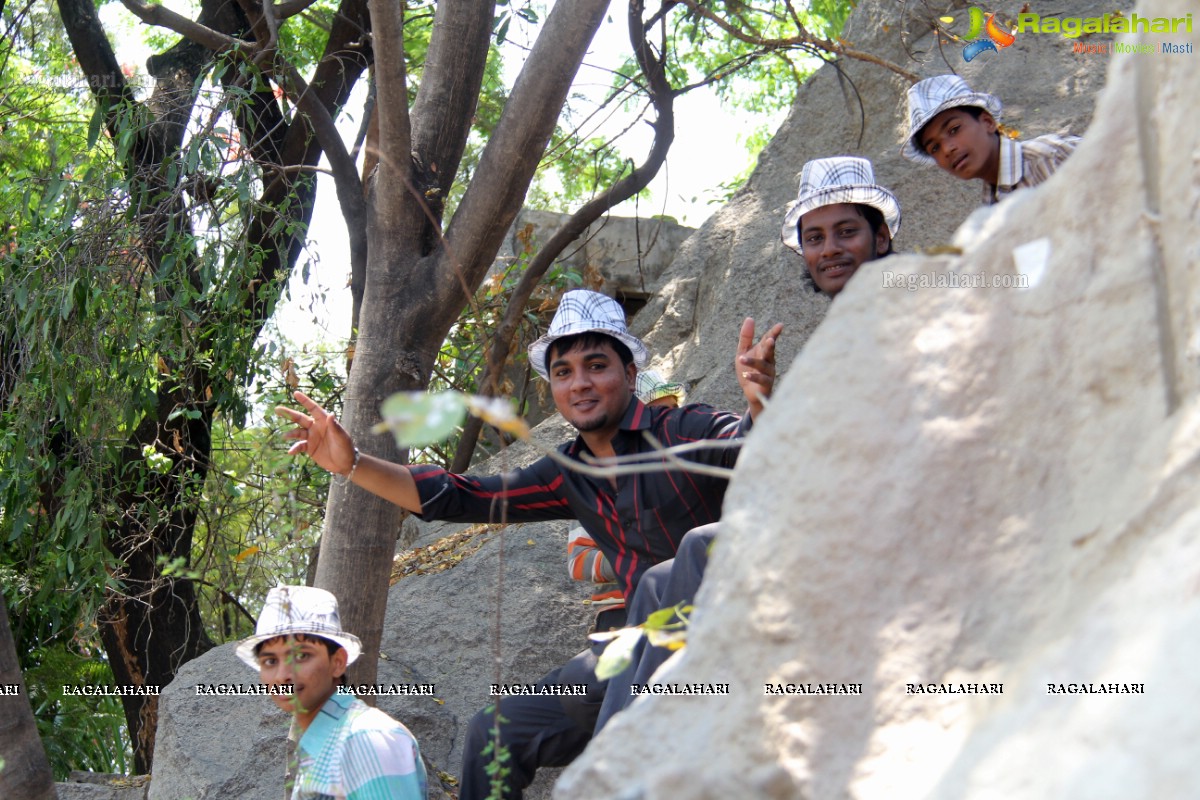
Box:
[235,585,362,670]
[527,290,649,381]
[781,157,901,254]
[636,369,686,406]
[902,74,1003,165]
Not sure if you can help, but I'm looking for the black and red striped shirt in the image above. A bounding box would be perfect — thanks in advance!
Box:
[410,398,748,599]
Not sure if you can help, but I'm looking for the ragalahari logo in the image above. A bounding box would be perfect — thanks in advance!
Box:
[941,7,1017,62]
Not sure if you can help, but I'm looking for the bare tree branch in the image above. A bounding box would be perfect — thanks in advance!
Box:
[119,0,254,56]
[675,0,920,82]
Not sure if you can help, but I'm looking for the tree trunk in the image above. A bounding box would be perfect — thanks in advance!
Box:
[318,0,614,691]
[0,594,58,800]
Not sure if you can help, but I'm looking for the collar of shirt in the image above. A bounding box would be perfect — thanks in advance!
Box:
[294,690,354,762]
[985,136,1024,204]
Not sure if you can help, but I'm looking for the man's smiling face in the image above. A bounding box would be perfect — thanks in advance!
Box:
[548,337,636,439]
[798,203,889,297]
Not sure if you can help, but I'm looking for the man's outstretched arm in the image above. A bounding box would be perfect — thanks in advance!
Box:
[275,391,423,513]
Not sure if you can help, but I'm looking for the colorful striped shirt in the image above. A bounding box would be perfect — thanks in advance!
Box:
[290,691,427,800]
[985,133,1081,205]
[412,398,748,598]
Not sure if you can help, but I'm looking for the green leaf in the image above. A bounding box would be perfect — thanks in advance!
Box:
[86,104,105,149]
[375,391,469,447]
[592,627,643,681]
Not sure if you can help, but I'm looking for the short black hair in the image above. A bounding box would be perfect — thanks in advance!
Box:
[545,332,634,376]
[254,632,341,659]
[797,203,894,293]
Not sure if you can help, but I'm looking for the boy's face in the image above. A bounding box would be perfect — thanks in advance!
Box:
[798,203,889,297]
[549,339,636,438]
[918,107,1000,183]
[257,635,347,727]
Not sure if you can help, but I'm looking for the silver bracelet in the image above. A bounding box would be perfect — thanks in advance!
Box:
[344,447,361,481]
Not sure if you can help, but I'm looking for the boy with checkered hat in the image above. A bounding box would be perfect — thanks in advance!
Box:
[238,585,427,799]
[903,74,1081,205]
[780,155,901,296]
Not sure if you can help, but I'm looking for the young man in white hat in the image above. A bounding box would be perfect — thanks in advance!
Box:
[902,74,1081,205]
[237,585,427,799]
[276,289,781,799]
[594,155,902,733]
[780,155,901,296]
[565,368,688,633]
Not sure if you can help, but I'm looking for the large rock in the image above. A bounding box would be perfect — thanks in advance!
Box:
[500,210,695,306]
[558,1,1196,797]
[149,643,292,800]
[633,0,1117,413]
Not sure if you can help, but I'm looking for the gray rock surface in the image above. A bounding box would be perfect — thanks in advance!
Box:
[149,642,457,800]
[499,210,694,305]
[559,0,1194,797]
[148,644,290,800]
[386,414,595,799]
[56,773,148,800]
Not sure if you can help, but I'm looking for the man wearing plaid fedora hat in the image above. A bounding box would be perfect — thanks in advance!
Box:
[238,585,427,799]
[780,155,901,297]
[277,289,781,799]
[902,74,1081,206]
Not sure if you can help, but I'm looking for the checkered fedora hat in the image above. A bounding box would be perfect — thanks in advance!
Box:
[527,290,649,380]
[636,369,686,406]
[781,157,901,254]
[902,74,1003,164]
[235,585,363,670]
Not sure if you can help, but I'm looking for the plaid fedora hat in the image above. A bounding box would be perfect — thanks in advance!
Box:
[527,290,649,381]
[781,157,901,254]
[235,585,363,670]
[636,369,686,406]
[902,74,1003,165]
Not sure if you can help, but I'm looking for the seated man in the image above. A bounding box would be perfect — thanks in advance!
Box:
[277,289,781,799]
[595,155,901,732]
[567,369,688,632]
[902,74,1080,206]
[237,585,427,799]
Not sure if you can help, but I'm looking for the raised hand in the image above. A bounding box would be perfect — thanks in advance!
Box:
[275,391,357,476]
[735,317,783,420]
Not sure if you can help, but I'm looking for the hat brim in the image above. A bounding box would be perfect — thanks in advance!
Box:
[235,626,363,671]
[902,91,1003,165]
[528,322,649,381]
[781,184,902,254]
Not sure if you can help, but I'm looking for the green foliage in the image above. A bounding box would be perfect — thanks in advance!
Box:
[479,704,512,800]
[527,0,854,209]
[592,602,693,680]
[23,643,131,779]
[0,8,336,774]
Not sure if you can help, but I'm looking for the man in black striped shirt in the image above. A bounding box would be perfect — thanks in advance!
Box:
[279,289,781,799]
